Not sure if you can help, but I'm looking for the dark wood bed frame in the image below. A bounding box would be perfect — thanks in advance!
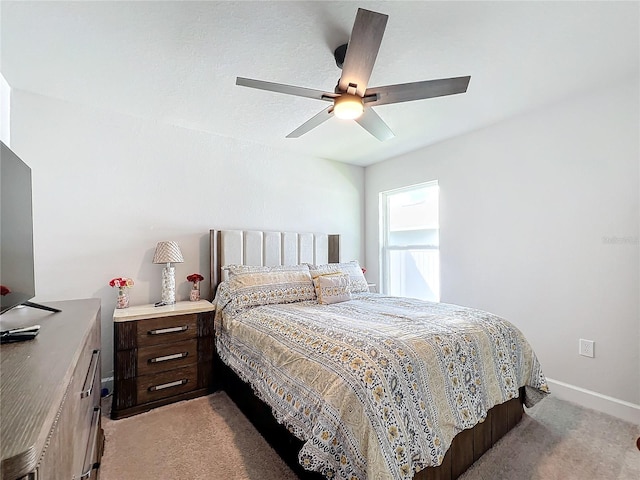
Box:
[209,230,524,480]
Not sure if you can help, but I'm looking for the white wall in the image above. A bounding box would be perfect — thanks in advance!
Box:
[1,73,9,144]
[10,89,365,380]
[366,76,639,420]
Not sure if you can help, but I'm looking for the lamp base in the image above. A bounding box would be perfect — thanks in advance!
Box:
[161,266,176,304]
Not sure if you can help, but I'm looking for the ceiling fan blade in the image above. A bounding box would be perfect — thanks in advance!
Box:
[365,76,471,107]
[236,77,336,102]
[338,9,388,96]
[286,106,334,138]
[355,108,394,141]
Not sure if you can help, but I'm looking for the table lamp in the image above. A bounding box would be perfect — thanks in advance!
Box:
[152,241,184,305]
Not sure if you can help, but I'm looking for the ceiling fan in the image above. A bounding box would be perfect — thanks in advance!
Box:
[236,8,471,141]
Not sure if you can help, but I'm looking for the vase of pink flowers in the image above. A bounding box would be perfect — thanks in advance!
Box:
[187,273,204,301]
[109,277,134,309]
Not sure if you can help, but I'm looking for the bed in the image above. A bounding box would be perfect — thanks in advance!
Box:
[209,229,549,480]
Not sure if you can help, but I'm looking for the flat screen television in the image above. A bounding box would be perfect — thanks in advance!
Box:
[1,141,59,315]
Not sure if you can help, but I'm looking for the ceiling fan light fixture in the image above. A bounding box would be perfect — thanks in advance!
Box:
[333,94,364,120]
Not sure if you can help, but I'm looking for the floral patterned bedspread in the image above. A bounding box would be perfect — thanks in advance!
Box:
[214,287,549,480]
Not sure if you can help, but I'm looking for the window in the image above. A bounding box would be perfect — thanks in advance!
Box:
[380,181,439,301]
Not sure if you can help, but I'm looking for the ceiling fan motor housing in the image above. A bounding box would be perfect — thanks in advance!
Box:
[334,43,348,69]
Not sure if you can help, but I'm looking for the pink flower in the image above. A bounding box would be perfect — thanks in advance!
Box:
[109,277,134,288]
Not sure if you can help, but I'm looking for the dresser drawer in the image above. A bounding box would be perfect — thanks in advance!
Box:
[76,349,102,480]
[27,301,103,480]
[137,339,197,376]
[137,364,198,404]
[136,314,197,347]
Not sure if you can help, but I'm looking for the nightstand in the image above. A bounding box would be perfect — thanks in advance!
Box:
[111,300,215,419]
[367,283,377,293]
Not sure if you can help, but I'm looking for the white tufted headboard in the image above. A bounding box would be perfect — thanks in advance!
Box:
[209,229,340,297]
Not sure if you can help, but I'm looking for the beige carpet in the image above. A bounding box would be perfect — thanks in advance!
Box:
[101,392,640,480]
[459,396,640,480]
[100,392,298,480]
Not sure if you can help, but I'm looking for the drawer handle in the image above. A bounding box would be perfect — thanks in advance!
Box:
[81,350,100,399]
[148,325,188,335]
[148,378,188,392]
[77,406,101,479]
[149,352,188,363]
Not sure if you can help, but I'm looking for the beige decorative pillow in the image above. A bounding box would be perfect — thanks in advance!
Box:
[225,267,316,310]
[313,273,352,305]
[307,260,369,293]
[223,264,311,276]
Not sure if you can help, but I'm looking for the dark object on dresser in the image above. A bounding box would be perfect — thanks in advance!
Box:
[111,300,216,419]
[0,324,40,343]
[0,299,104,480]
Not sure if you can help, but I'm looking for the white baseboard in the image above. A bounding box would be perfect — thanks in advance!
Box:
[546,377,640,425]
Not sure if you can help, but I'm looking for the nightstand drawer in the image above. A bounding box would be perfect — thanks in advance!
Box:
[137,365,198,404]
[137,339,197,376]
[136,314,197,347]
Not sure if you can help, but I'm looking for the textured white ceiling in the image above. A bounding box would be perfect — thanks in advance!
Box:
[2,1,638,166]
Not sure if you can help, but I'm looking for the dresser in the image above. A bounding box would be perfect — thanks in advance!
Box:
[0,299,104,480]
[111,300,215,419]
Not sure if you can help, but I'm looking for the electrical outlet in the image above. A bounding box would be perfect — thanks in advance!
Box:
[579,339,595,358]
